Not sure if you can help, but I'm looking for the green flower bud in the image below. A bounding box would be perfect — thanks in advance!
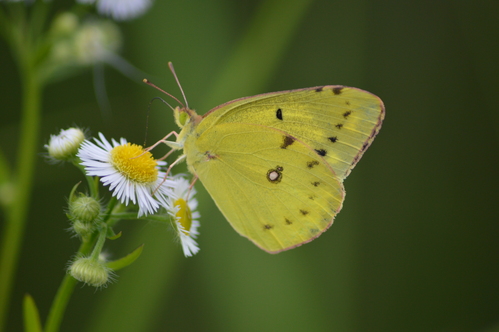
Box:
[45,127,85,161]
[69,256,111,287]
[50,12,79,38]
[69,195,101,224]
[71,220,96,237]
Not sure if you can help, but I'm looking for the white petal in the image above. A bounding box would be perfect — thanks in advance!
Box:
[96,0,152,21]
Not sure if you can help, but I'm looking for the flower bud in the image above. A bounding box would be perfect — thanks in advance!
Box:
[69,256,111,287]
[69,194,101,224]
[50,12,79,38]
[71,220,95,237]
[45,127,85,161]
[68,193,101,237]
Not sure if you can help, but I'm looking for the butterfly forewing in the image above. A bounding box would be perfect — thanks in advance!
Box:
[196,86,384,181]
[185,122,344,253]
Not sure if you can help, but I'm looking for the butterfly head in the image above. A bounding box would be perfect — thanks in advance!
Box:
[173,106,201,129]
[173,106,189,128]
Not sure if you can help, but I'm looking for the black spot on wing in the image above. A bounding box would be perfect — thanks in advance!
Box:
[307,160,319,169]
[311,181,320,187]
[315,149,327,157]
[281,135,295,149]
[315,87,324,92]
[309,228,320,235]
[285,218,292,225]
[205,151,217,160]
[335,123,343,129]
[263,224,273,230]
[328,136,338,143]
[276,108,283,120]
[333,87,343,95]
[343,110,352,119]
[300,210,309,216]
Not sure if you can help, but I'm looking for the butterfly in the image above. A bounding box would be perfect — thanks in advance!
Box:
[146,63,384,253]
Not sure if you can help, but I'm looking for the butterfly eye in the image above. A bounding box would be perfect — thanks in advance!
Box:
[176,108,189,126]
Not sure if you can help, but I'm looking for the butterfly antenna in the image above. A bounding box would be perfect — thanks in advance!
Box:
[168,62,189,109]
[142,78,185,108]
[151,96,175,112]
[142,97,176,146]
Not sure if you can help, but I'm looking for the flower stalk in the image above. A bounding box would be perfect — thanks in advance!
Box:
[44,237,95,332]
[0,19,44,332]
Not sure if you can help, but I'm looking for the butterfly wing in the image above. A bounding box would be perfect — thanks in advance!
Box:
[184,122,344,253]
[193,86,384,181]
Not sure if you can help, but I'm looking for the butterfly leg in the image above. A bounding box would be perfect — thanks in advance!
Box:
[156,147,176,161]
[145,131,186,161]
[130,131,180,161]
[186,176,199,201]
[146,131,179,152]
[153,154,186,195]
[164,154,186,177]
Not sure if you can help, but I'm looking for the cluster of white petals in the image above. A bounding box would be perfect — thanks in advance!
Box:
[77,0,153,21]
[164,177,201,257]
[78,133,174,217]
[77,134,201,257]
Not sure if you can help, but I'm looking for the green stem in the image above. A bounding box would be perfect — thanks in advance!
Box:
[88,176,100,200]
[73,160,100,198]
[0,55,42,332]
[110,212,144,220]
[103,197,121,226]
[44,238,95,332]
[90,229,108,260]
[43,276,77,332]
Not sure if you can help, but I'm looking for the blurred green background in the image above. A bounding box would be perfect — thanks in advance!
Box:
[1,0,498,331]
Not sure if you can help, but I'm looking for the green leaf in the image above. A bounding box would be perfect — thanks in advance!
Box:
[106,244,144,271]
[68,181,82,203]
[23,294,42,332]
[107,229,122,240]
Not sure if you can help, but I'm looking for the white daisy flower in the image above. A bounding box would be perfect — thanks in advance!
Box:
[77,133,174,217]
[45,127,86,161]
[165,177,201,257]
[77,0,153,21]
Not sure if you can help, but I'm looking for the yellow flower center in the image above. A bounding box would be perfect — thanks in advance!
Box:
[174,198,192,236]
[110,143,158,184]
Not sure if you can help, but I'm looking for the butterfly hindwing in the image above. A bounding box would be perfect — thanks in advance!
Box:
[185,122,344,253]
[195,86,384,181]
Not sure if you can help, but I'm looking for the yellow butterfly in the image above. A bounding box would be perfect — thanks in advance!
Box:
[146,63,384,253]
